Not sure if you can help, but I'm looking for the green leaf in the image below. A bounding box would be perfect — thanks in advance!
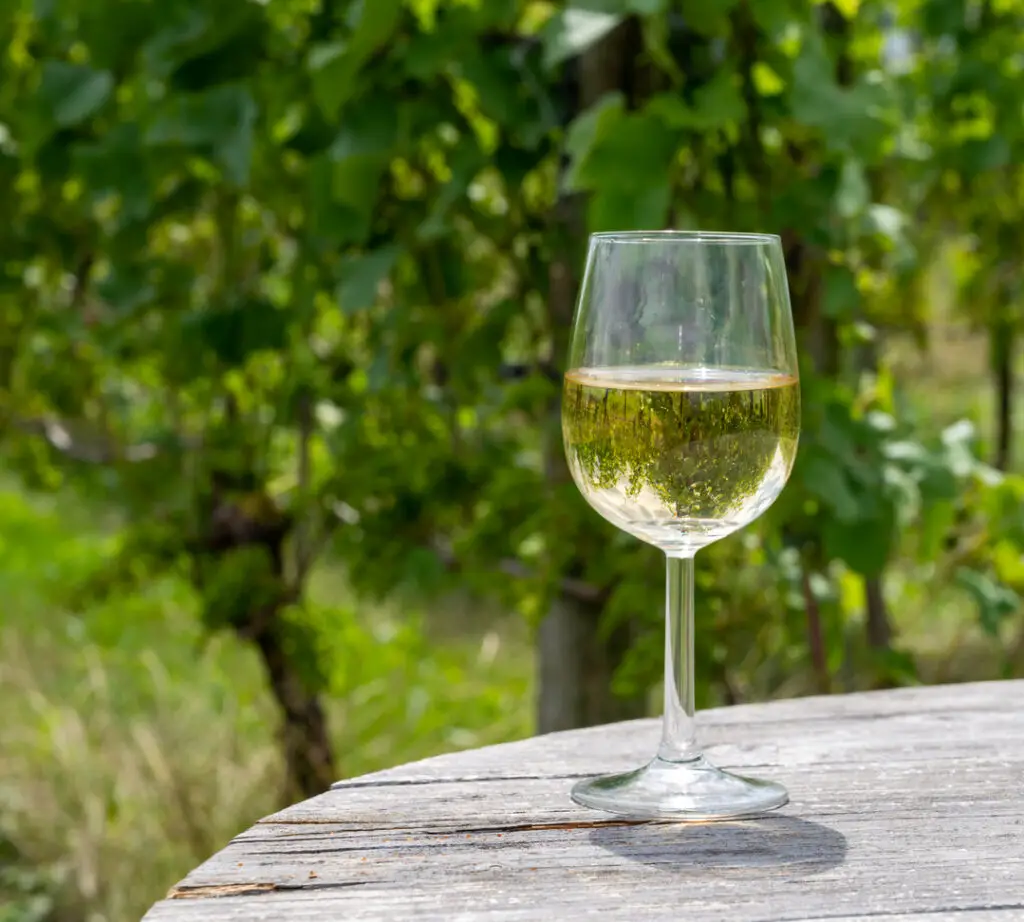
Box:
[956,569,1020,637]
[961,135,1011,172]
[307,155,367,244]
[647,74,744,131]
[639,11,683,83]
[865,412,894,435]
[329,101,401,161]
[96,265,155,315]
[882,463,921,524]
[575,111,676,191]
[822,510,894,577]
[346,0,403,57]
[866,204,906,242]
[588,181,671,232]
[918,499,956,561]
[818,402,860,458]
[307,43,355,120]
[199,546,281,632]
[624,0,667,12]
[801,453,860,522]
[561,0,662,10]
[417,145,485,240]
[572,104,677,231]
[882,440,929,465]
[563,92,625,192]
[321,96,397,239]
[336,246,401,315]
[459,49,549,146]
[162,6,267,94]
[680,0,739,33]
[646,93,694,128]
[790,46,846,134]
[145,85,256,186]
[691,71,746,128]
[38,62,114,128]
[184,298,290,367]
[751,0,792,35]
[542,9,622,68]
[73,123,152,221]
[332,155,385,220]
[789,35,889,155]
[823,266,859,319]
[141,9,210,78]
[983,478,1024,546]
[752,61,785,96]
[308,0,402,119]
[404,27,465,80]
[836,159,869,219]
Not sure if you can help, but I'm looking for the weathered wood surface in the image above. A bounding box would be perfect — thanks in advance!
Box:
[145,681,1024,921]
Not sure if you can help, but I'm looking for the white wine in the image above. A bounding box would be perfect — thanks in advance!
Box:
[562,366,799,553]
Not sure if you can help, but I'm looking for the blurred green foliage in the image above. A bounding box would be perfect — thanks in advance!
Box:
[1,0,1024,917]
[0,481,530,922]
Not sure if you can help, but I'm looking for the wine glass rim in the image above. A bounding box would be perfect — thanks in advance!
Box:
[591,230,780,245]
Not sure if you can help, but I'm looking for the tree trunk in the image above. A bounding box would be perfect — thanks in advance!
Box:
[786,4,850,378]
[203,488,337,801]
[536,20,648,733]
[253,617,336,800]
[537,596,645,733]
[801,566,830,694]
[854,334,892,657]
[992,318,1015,471]
[864,576,891,651]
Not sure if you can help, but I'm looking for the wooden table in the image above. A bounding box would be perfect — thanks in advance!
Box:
[145,681,1024,921]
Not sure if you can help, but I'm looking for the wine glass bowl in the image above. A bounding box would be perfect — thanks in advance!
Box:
[562,365,799,556]
[561,231,800,819]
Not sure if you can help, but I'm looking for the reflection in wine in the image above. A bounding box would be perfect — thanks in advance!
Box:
[562,365,799,555]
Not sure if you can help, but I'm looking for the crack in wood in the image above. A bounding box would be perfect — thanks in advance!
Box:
[168,881,373,901]
[800,905,1024,921]
[251,816,653,834]
[425,819,652,835]
[168,884,278,900]
[330,772,595,791]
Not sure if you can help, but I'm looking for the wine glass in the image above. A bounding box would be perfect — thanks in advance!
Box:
[561,231,800,819]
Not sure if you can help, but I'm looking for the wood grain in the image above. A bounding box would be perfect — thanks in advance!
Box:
[144,680,1024,922]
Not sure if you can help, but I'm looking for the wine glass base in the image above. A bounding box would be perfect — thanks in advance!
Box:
[570,754,788,821]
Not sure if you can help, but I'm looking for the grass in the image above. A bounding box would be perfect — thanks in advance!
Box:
[0,483,533,922]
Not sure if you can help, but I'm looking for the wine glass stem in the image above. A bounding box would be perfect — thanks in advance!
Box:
[658,552,699,763]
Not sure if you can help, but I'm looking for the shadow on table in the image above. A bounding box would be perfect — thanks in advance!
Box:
[589,815,847,875]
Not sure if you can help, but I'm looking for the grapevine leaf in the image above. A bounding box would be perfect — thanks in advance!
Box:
[38,62,114,127]
[336,247,401,315]
[542,9,621,68]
